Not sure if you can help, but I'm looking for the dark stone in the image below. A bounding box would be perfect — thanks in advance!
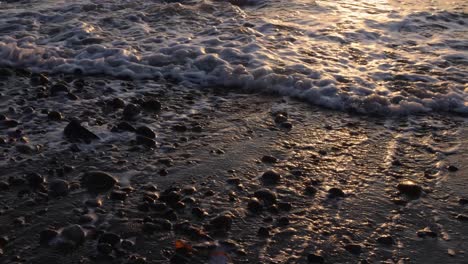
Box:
[261,155,278,163]
[274,114,288,123]
[261,170,281,184]
[26,172,45,187]
[136,126,155,139]
[181,186,196,195]
[208,214,233,232]
[61,225,85,245]
[110,190,128,200]
[49,179,70,197]
[79,214,94,224]
[226,178,241,185]
[397,181,422,198]
[85,199,102,207]
[247,198,263,213]
[459,198,468,205]
[0,119,19,128]
[109,98,125,109]
[254,189,277,205]
[191,207,208,218]
[121,239,134,250]
[40,229,58,246]
[328,187,345,198]
[447,165,458,172]
[50,83,69,95]
[159,190,181,205]
[64,119,99,143]
[99,233,120,246]
[257,227,270,237]
[278,202,292,211]
[305,186,317,196]
[123,103,141,120]
[280,122,293,129]
[455,214,468,221]
[136,135,156,148]
[48,111,63,121]
[97,243,113,255]
[417,227,437,238]
[277,216,289,226]
[172,124,187,132]
[307,253,325,263]
[344,244,362,255]
[116,121,136,132]
[0,181,10,190]
[377,235,394,245]
[141,99,161,111]
[81,171,117,193]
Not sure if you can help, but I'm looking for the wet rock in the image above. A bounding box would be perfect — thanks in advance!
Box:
[254,189,277,205]
[397,180,422,198]
[344,243,362,255]
[9,176,26,186]
[447,165,458,172]
[328,187,345,198]
[143,219,172,234]
[79,214,94,224]
[261,170,281,184]
[278,202,292,211]
[123,103,141,120]
[191,207,208,218]
[141,99,161,112]
[16,144,36,154]
[159,190,181,205]
[48,111,63,121]
[0,118,19,128]
[61,225,85,245]
[30,73,49,85]
[377,235,394,245]
[226,178,241,185]
[26,172,45,187]
[208,213,233,232]
[136,135,156,148]
[274,114,288,123]
[50,83,69,95]
[49,179,70,197]
[99,232,120,246]
[121,239,135,250]
[305,186,317,196]
[0,181,10,190]
[257,227,270,237]
[109,98,125,109]
[417,227,437,238]
[85,199,103,207]
[455,214,468,221]
[261,155,278,163]
[136,126,155,139]
[40,229,59,246]
[110,190,128,201]
[280,122,293,129]
[64,119,99,143]
[116,121,136,132]
[97,243,113,255]
[81,171,117,193]
[247,198,263,213]
[181,186,196,195]
[277,216,289,226]
[307,253,325,263]
[459,198,468,205]
[172,124,187,132]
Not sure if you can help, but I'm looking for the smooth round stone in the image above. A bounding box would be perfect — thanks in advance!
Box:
[261,170,281,184]
[49,179,70,197]
[344,243,362,255]
[307,253,325,263]
[327,187,345,198]
[247,197,263,213]
[61,225,85,245]
[254,189,277,205]
[81,171,117,193]
[136,126,155,139]
[397,180,422,198]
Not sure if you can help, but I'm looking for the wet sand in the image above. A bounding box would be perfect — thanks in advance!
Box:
[0,68,467,263]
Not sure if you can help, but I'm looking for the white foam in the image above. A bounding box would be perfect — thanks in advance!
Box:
[0,0,467,115]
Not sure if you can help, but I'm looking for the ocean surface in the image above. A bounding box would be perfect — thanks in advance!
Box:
[0,0,467,115]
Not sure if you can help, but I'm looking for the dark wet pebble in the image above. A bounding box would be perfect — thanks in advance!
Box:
[99,232,120,246]
[159,190,181,205]
[64,119,99,143]
[277,216,289,226]
[48,111,63,121]
[121,239,135,250]
[459,198,468,205]
[116,121,136,132]
[79,214,94,224]
[305,186,317,196]
[274,114,288,123]
[26,172,45,187]
[141,99,161,111]
[344,243,362,254]
[81,171,117,193]
[397,180,422,198]
[247,198,263,213]
[85,199,103,207]
[192,207,208,218]
[0,181,10,190]
[61,225,85,245]
[49,179,70,197]
[261,170,281,184]
[280,122,293,129]
[40,229,59,246]
[377,235,394,245]
[97,243,113,255]
[455,214,468,221]
[172,124,187,132]
[447,165,458,172]
[328,187,345,198]
[254,189,277,205]
[208,213,233,232]
[136,135,156,148]
[181,186,196,195]
[417,227,437,238]
[307,253,325,263]
[50,83,69,95]
[257,227,270,237]
[109,98,125,109]
[136,126,155,139]
[261,155,278,163]
[278,202,292,211]
[110,190,128,200]
[227,178,241,185]
[30,73,49,85]
[123,103,141,120]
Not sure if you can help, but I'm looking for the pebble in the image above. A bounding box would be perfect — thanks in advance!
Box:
[305,186,317,196]
[123,103,141,120]
[116,121,136,132]
[377,235,394,245]
[26,172,45,187]
[257,227,270,237]
[254,189,277,205]
[49,179,70,197]
[261,155,278,163]
[344,243,362,254]
[61,225,85,245]
[136,126,156,139]
[99,232,120,246]
[397,180,422,198]
[85,199,103,207]
[459,198,468,205]
[64,119,99,143]
[274,114,288,123]
[247,198,263,213]
[261,170,282,184]
[40,229,59,246]
[172,124,187,132]
[307,253,325,263]
[141,99,161,111]
[50,83,69,95]
[209,213,233,232]
[455,214,468,221]
[136,135,156,148]
[81,171,117,193]
[328,187,345,198]
[121,239,135,250]
[417,227,437,238]
[192,207,208,218]
[48,111,63,121]
[109,98,125,109]
[110,190,128,200]
[447,165,458,172]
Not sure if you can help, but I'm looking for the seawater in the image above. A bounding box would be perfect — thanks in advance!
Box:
[0,0,466,115]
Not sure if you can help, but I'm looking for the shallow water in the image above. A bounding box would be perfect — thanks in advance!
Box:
[0,0,467,114]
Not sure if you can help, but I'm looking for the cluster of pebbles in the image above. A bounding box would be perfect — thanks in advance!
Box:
[0,68,466,263]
